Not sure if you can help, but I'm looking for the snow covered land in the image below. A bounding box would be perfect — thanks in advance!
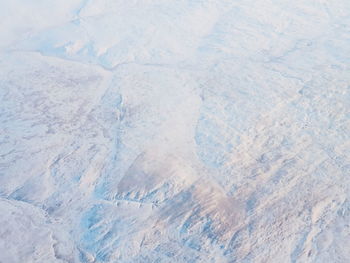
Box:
[0,0,349,262]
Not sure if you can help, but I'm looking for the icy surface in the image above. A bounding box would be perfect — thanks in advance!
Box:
[0,0,349,262]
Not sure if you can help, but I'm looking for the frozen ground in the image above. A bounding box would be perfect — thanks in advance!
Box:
[0,0,349,262]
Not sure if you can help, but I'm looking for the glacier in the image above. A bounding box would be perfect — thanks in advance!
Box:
[0,0,349,262]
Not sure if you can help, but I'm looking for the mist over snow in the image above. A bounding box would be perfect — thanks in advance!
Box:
[0,0,349,262]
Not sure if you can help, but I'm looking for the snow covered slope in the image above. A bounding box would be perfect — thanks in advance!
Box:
[0,0,349,262]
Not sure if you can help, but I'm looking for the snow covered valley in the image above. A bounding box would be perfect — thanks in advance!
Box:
[0,0,349,262]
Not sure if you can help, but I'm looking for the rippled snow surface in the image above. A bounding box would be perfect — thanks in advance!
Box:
[0,1,349,262]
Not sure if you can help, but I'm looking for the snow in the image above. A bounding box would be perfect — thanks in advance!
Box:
[0,0,349,262]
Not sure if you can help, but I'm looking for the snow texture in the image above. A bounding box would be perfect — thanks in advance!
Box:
[0,0,349,262]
